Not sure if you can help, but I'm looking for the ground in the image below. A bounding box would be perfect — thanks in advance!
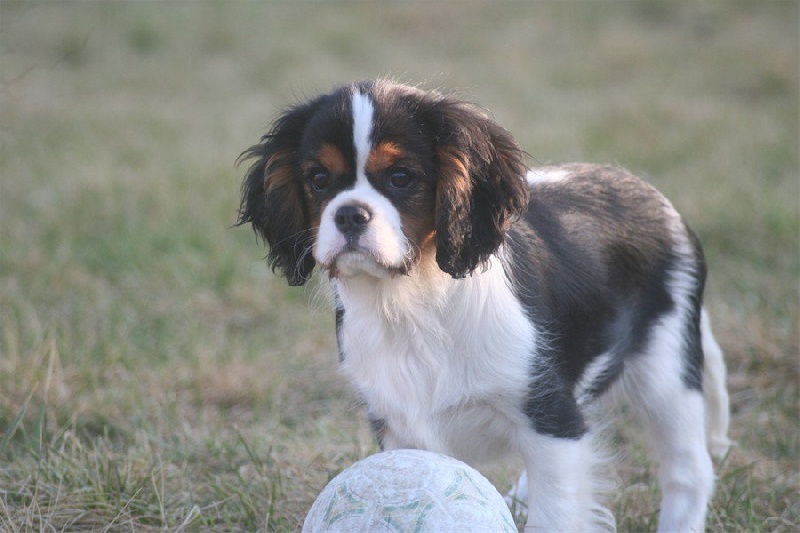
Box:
[1,2,797,531]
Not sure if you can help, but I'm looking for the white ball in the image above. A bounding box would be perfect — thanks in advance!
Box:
[302,449,517,532]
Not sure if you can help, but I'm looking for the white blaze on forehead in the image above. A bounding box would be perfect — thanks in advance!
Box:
[312,89,408,276]
[351,90,374,186]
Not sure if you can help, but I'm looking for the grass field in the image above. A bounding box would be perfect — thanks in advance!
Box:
[1,1,797,531]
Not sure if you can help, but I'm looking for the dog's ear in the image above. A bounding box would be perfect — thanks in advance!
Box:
[430,100,529,278]
[237,100,323,286]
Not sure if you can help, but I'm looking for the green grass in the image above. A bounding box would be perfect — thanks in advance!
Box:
[1,1,797,531]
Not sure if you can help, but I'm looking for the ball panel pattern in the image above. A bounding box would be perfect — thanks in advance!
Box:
[303,449,516,532]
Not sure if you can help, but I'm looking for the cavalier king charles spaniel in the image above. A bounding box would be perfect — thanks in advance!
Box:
[238,80,730,532]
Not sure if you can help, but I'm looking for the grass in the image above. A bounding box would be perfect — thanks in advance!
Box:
[1,1,797,531]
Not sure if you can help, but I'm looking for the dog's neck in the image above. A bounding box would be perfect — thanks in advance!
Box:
[333,250,451,323]
[331,248,517,329]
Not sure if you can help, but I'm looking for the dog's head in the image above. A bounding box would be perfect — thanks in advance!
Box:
[238,80,529,285]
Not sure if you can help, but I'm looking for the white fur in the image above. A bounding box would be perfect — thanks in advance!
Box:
[526,167,570,185]
[701,309,733,459]
[351,89,374,187]
[574,351,615,407]
[336,252,537,461]
[313,183,408,274]
[623,346,714,533]
[520,432,613,532]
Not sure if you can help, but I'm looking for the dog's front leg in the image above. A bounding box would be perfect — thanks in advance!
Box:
[520,431,604,532]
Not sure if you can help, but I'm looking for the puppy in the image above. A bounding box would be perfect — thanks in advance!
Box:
[238,80,731,531]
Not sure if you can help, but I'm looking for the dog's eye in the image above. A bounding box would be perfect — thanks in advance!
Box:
[309,169,330,192]
[388,168,414,190]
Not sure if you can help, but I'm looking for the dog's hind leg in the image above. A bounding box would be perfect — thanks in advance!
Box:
[700,309,732,459]
[623,310,716,533]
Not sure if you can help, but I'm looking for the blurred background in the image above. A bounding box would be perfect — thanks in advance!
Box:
[1,1,797,531]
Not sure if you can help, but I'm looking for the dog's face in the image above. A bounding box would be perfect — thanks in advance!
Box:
[238,80,529,285]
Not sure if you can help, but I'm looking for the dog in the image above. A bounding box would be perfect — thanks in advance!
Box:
[237,80,731,531]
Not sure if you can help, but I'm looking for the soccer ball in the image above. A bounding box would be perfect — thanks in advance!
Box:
[302,449,517,532]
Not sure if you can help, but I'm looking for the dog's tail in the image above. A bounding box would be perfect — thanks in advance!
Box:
[701,309,733,459]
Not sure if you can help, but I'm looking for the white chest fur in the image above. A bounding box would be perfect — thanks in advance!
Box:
[335,256,536,463]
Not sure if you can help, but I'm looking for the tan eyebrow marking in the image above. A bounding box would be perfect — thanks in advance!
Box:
[365,142,409,176]
[310,143,350,176]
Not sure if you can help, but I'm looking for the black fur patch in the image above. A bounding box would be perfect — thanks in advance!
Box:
[509,166,682,410]
[335,299,345,363]
[681,229,707,391]
[524,360,587,439]
[367,414,387,450]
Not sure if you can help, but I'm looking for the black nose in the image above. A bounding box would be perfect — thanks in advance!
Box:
[335,204,372,236]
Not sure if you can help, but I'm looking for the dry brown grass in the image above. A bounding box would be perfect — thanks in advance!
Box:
[1,1,797,531]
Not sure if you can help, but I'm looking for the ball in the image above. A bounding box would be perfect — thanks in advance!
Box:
[302,449,517,532]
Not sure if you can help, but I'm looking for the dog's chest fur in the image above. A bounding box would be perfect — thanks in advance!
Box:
[335,255,535,461]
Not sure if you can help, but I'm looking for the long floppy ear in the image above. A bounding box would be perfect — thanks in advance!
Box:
[237,100,323,286]
[431,100,529,278]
